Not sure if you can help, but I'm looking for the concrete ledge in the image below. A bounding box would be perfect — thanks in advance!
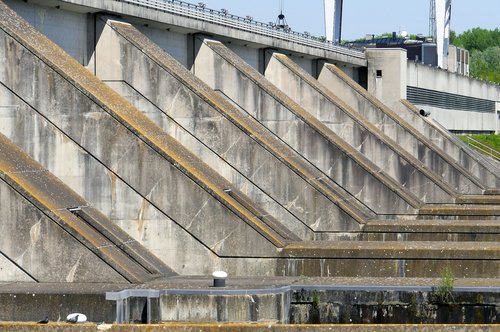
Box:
[0,323,498,331]
[364,219,500,233]
[456,195,500,205]
[418,205,500,217]
[283,241,500,260]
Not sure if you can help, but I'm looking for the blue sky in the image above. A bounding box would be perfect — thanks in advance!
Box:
[196,0,499,40]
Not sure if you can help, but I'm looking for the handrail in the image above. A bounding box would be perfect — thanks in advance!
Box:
[112,0,365,59]
[463,135,500,162]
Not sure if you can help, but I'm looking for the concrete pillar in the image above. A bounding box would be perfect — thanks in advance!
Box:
[496,102,500,134]
[365,48,407,109]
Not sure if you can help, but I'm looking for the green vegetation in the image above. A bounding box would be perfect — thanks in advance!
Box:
[458,134,500,156]
[312,293,321,307]
[434,266,455,304]
[452,28,500,84]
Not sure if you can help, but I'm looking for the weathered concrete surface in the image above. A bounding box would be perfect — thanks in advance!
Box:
[194,38,424,215]
[399,100,500,185]
[0,82,223,275]
[1,277,499,325]
[24,0,367,67]
[94,17,365,236]
[161,293,290,323]
[317,62,500,189]
[361,219,500,241]
[266,53,485,197]
[280,241,499,278]
[0,323,498,332]
[291,289,499,324]
[0,132,171,283]
[0,1,293,276]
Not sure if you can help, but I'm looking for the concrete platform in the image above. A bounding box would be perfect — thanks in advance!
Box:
[0,277,498,324]
[0,323,498,331]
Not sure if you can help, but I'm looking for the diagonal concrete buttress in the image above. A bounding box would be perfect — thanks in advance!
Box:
[0,0,298,276]
[194,38,425,215]
[318,62,500,191]
[93,16,386,236]
[0,132,174,283]
[193,39,500,220]
[265,53,489,199]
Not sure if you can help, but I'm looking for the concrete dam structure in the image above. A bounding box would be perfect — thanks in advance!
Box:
[0,0,499,325]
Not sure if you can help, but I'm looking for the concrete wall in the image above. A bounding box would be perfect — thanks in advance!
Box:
[265,52,483,199]
[0,8,291,276]
[407,61,500,133]
[96,18,372,234]
[365,48,407,105]
[137,25,190,68]
[161,292,289,323]
[4,0,92,65]
[0,82,221,276]
[194,38,422,215]
[317,63,499,189]
[0,174,127,283]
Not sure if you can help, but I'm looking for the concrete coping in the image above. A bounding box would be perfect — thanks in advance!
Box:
[105,289,160,300]
[105,284,500,298]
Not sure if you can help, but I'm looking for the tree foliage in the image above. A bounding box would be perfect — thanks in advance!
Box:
[453,28,500,83]
[453,28,500,52]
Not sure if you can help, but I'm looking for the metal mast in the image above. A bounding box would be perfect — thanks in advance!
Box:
[429,0,436,40]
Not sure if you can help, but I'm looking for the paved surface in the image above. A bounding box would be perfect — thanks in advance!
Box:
[0,322,499,331]
[1,276,499,294]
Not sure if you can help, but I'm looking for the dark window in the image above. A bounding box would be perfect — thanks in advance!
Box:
[376,70,383,77]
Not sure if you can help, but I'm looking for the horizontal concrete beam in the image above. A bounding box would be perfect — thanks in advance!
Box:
[31,0,367,66]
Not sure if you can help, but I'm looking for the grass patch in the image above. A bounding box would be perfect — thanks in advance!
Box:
[434,266,455,304]
[458,134,500,157]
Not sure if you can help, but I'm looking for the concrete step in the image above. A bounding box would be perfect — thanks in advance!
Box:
[360,219,500,241]
[418,204,500,218]
[0,132,173,283]
[281,240,499,278]
[456,194,500,204]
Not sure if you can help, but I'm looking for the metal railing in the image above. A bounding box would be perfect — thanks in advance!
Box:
[462,135,500,162]
[112,0,365,59]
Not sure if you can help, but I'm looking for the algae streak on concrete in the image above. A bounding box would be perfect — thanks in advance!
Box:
[0,1,289,276]
[93,17,373,235]
[194,38,423,215]
[318,62,500,188]
[266,53,485,197]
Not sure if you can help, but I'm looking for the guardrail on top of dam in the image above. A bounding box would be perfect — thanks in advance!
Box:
[113,0,365,59]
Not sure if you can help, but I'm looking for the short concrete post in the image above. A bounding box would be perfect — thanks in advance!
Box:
[212,271,227,287]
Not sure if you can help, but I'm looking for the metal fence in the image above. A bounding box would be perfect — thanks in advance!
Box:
[113,0,365,59]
